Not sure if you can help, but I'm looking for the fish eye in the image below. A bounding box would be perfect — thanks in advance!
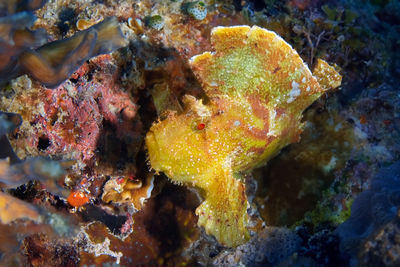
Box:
[192,120,207,131]
[197,123,206,130]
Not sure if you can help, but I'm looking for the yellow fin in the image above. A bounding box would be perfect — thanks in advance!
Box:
[313,59,342,91]
[196,168,249,247]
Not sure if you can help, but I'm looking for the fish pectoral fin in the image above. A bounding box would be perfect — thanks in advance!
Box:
[313,59,342,91]
[196,168,249,247]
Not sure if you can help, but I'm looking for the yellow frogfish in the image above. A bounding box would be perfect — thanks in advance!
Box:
[146,26,341,247]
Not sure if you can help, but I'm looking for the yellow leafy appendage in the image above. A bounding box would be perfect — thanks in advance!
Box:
[146,26,342,247]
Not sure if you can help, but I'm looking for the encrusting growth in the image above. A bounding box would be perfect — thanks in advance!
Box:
[146,25,342,247]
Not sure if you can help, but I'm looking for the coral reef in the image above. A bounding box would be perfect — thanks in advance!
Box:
[23,233,79,267]
[0,111,22,137]
[146,25,341,247]
[2,54,142,163]
[102,174,155,212]
[358,216,400,266]
[337,161,400,263]
[0,0,127,87]
[213,227,301,266]
[19,16,128,87]
[0,5,47,83]
[184,1,208,21]
[0,191,40,224]
[0,111,22,163]
[0,156,71,190]
[0,0,399,265]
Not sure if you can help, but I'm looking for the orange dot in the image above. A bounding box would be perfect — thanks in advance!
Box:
[197,123,206,130]
[67,191,89,207]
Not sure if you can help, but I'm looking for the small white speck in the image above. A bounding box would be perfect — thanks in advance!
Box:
[210,81,218,86]
[267,130,277,137]
[306,86,310,91]
[234,120,241,126]
[287,81,301,103]
[302,77,306,83]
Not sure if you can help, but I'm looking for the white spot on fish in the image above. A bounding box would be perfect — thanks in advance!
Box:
[234,120,241,126]
[210,81,218,86]
[287,81,301,103]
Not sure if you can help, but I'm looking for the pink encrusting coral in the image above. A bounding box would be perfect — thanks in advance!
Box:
[3,55,141,165]
[35,86,101,162]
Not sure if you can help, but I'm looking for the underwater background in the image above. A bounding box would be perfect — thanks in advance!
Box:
[0,0,399,266]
